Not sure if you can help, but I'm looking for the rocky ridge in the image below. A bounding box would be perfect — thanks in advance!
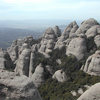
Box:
[0,18,100,100]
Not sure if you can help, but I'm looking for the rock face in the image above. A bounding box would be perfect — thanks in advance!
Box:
[85,25,100,38]
[66,34,87,60]
[77,83,100,100]
[39,27,58,57]
[32,64,45,87]
[29,44,40,77]
[55,21,78,49]
[7,36,34,63]
[94,35,100,47]
[15,44,31,76]
[0,48,13,69]
[0,69,42,100]
[52,70,67,82]
[53,26,61,37]
[82,50,100,76]
[75,18,99,35]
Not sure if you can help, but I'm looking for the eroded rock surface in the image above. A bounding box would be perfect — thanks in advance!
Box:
[78,83,100,100]
[52,70,68,82]
[0,69,42,100]
[82,50,100,76]
[66,34,87,60]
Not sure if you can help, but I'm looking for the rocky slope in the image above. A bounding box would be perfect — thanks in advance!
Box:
[0,18,100,100]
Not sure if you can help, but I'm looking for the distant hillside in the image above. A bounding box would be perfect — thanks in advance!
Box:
[0,28,43,49]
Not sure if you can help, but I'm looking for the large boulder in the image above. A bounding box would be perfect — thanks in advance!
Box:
[0,69,42,100]
[77,83,100,100]
[15,44,31,76]
[32,64,45,87]
[0,48,13,70]
[66,34,87,60]
[75,18,99,35]
[52,70,68,82]
[82,50,100,76]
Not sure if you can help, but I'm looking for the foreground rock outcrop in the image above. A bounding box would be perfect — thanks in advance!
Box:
[1,18,100,100]
[0,69,42,100]
[78,83,100,100]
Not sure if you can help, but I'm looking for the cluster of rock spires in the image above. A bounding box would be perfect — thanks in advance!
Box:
[0,18,100,100]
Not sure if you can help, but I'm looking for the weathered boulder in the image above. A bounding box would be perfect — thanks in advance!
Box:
[55,21,78,49]
[75,18,99,35]
[66,34,87,60]
[0,69,42,100]
[32,64,45,87]
[85,25,100,38]
[77,83,100,100]
[0,48,13,70]
[15,44,31,76]
[94,35,100,48]
[52,70,67,82]
[82,50,100,76]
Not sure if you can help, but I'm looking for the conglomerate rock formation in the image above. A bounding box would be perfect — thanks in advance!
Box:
[0,18,100,100]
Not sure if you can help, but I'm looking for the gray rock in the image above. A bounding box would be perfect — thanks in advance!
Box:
[75,18,99,35]
[82,50,100,76]
[66,35,87,60]
[39,27,57,57]
[94,35,100,47]
[7,45,18,62]
[71,91,77,96]
[15,47,31,76]
[52,70,68,82]
[85,25,100,38]
[0,48,13,70]
[53,26,61,37]
[55,21,78,49]
[77,83,100,100]
[0,69,42,100]
[7,36,34,63]
[29,44,39,77]
[32,64,45,87]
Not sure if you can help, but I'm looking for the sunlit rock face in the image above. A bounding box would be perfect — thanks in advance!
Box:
[75,18,99,35]
[15,43,31,76]
[39,27,59,57]
[55,21,78,49]
[52,69,68,82]
[7,36,34,63]
[82,50,100,76]
[85,25,100,38]
[66,34,87,60]
[77,83,100,100]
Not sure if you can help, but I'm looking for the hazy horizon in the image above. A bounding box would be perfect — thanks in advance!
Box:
[0,0,100,20]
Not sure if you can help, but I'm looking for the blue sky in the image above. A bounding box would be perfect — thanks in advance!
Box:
[0,0,100,20]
